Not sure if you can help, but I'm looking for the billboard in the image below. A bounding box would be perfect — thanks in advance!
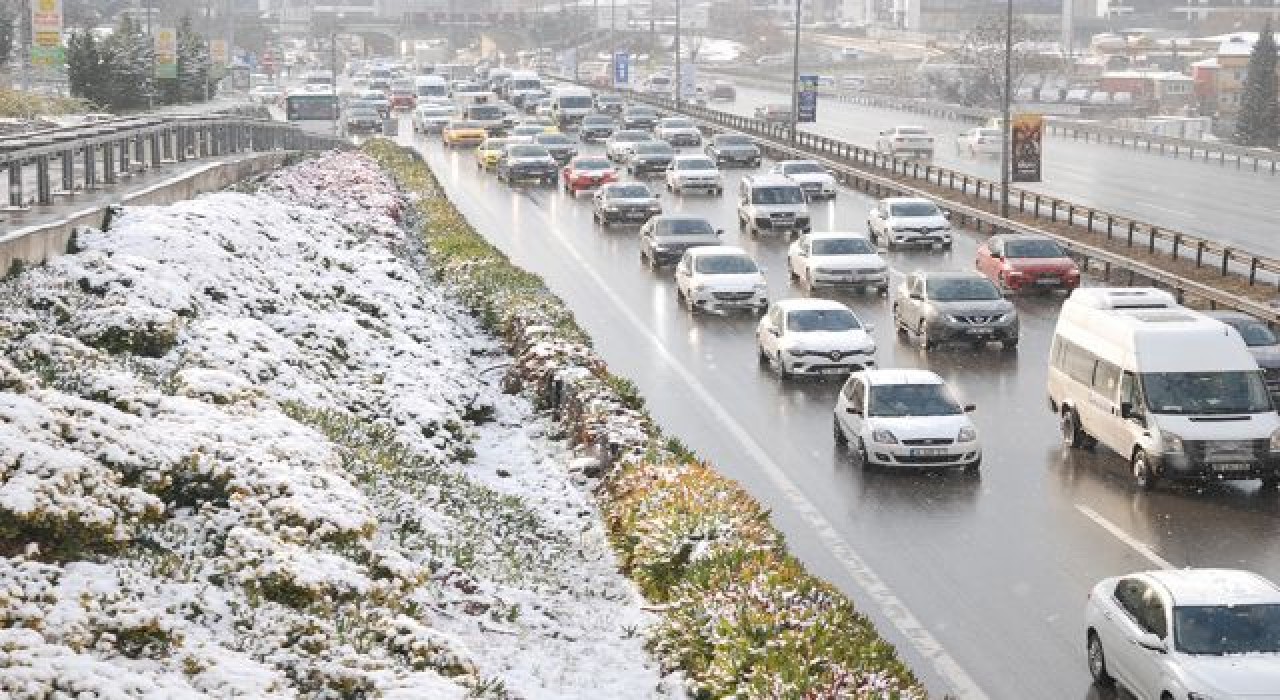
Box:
[210,39,229,67]
[155,27,178,79]
[1011,113,1044,183]
[797,74,818,123]
[612,51,629,87]
[31,0,64,68]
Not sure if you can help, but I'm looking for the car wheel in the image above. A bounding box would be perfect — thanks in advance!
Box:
[1132,450,1158,491]
[788,264,799,282]
[918,321,936,350]
[1261,476,1280,491]
[963,458,981,475]
[1061,408,1088,449]
[893,306,907,336]
[1002,338,1019,351]
[775,353,791,380]
[759,343,771,366]
[666,182,673,192]
[832,416,848,446]
[878,285,889,296]
[1087,631,1113,687]
[715,187,723,196]
[941,242,953,251]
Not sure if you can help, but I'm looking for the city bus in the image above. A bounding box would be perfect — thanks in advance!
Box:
[284,92,340,131]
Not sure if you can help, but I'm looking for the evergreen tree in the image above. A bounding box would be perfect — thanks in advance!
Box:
[0,2,13,71]
[1235,22,1279,148]
[66,30,108,107]
[101,15,153,110]
[176,15,214,103]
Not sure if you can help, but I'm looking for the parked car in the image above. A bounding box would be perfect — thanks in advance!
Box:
[875,125,935,159]
[561,156,619,194]
[343,107,382,134]
[867,197,953,250]
[592,182,662,226]
[737,174,811,238]
[442,120,487,148]
[495,143,559,185]
[605,129,654,161]
[975,234,1081,293]
[754,103,793,124]
[639,216,723,268]
[412,103,455,134]
[770,160,837,200]
[787,233,888,294]
[705,133,762,167]
[579,114,616,142]
[892,271,1019,350]
[534,132,578,164]
[833,369,981,472]
[675,245,769,314]
[956,127,1002,157]
[654,117,703,146]
[664,154,723,196]
[626,140,676,176]
[475,137,514,171]
[1084,568,1280,699]
[621,105,661,130]
[1204,310,1280,399]
[757,299,877,379]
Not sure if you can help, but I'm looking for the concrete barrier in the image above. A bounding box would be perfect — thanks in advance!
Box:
[1,152,289,276]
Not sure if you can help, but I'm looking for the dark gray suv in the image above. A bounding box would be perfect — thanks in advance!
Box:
[639,216,723,268]
[892,271,1019,350]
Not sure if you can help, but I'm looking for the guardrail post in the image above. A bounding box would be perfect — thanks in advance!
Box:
[118,138,130,177]
[7,161,22,207]
[1172,234,1181,260]
[1106,215,1114,240]
[102,141,116,185]
[1222,248,1231,277]
[60,149,74,194]
[1149,227,1158,254]
[84,143,97,189]
[1050,199,1058,222]
[1086,209,1094,232]
[1250,257,1260,285]
[1196,241,1205,267]
[1127,221,1135,247]
[35,155,51,205]
[151,132,161,167]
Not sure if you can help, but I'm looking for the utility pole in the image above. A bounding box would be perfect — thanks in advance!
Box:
[19,0,31,91]
[674,0,680,106]
[146,0,155,110]
[203,2,211,102]
[999,0,1013,218]
[789,0,802,142]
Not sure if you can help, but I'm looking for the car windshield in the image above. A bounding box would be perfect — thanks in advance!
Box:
[719,135,753,146]
[695,254,757,274]
[663,119,694,128]
[927,277,1000,301]
[1225,319,1280,347]
[574,159,612,170]
[868,384,963,417]
[349,108,378,117]
[889,201,940,217]
[468,106,502,119]
[812,238,875,255]
[608,185,651,198]
[629,107,657,115]
[655,218,714,236]
[614,131,648,142]
[1140,371,1273,415]
[481,139,510,150]
[420,106,452,115]
[784,163,825,174]
[786,309,860,332]
[508,145,549,158]
[898,127,927,135]
[1174,604,1280,655]
[677,158,716,170]
[1005,239,1066,258]
[752,186,805,205]
[598,96,622,104]
[635,142,673,155]
[450,121,479,130]
[583,116,612,125]
[537,134,571,145]
[513,126,542,135]
[560,96,593,108]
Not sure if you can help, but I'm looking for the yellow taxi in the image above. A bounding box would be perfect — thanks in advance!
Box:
[475,137,513,170]
[442,120,487,148]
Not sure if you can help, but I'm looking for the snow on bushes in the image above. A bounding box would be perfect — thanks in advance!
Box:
[364,139,927,699]
[0,152,674,698]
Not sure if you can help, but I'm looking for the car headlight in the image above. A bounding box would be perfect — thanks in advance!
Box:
[944,314,961,323]
[1187,694,1215,700]
[693,284,707,292]
[871,429,898,444]
[958,427,977,442]
[605,205,620,211]
[1270,429,1280,452]
[753,282,767,291]
[1162,432,1185,454]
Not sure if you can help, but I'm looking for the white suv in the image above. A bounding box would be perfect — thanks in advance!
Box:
[787,232,888,294]
[675,246,768,315]
[665,155,723,196]
[867,197,953,250]
[737,175,811,238]
[1085,568,1280,700]
[875,126,935,159]
[756,299,877,379]
[833,369,981,472]
[770,160,838,200]
[654,117,703,147]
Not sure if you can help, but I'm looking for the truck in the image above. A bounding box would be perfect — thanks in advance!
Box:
[550,85,595,128]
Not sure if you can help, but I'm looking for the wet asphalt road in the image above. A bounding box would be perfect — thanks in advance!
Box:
[715,83,1280,257]
[396,120,1280,699]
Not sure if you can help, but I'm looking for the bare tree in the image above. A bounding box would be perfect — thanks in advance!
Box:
[947,11,1059,108]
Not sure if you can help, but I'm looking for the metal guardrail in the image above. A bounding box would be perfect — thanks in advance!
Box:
[559,77,1280,324]
[1,116,349,210]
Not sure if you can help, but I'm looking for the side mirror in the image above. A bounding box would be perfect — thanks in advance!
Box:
[768,327,781,337]
[943,211,953,221]
[845,406,863,415]
[1136,633,1167,653]
[909,292,923,300]
[715,229,724,236]
[964,404,976,413]
[1120,402,1134,419]
[990,251,1002,259]
[864,323,875,333]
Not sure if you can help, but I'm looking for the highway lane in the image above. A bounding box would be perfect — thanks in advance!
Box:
[711,83,1280,259]
[396,120,1280,699]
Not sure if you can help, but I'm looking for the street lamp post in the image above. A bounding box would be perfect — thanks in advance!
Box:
[330,14,343,135]
[147,0,155,110]
[789,0,802,142]
[674,0,681,106]
[999,0,1013,218]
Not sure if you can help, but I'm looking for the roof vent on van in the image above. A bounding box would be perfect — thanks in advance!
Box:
[1128,310,1198,323]
[1071,288,1178,310]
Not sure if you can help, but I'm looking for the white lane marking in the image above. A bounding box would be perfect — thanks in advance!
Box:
[1075,505,1173,571]
[1137,201,1195,219]
[464,172,990,698]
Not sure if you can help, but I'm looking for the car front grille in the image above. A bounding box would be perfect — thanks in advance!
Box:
[1183,439,1269,462]
[901,438,955,446]
[952,315,1000,325]
[711,291,754,301]
[895,454,963,465]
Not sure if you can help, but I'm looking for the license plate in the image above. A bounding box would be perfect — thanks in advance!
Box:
[968,328,993,335]
[1213,463,1254,472]
[1035,277,1060,286]
[626,211,646,219]
[820,368,846,375]
[910,448,948,457]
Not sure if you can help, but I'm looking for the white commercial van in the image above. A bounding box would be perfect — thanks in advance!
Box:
[506,71,544,108]
[414,75,448,101]
[550,85,594,128]
[1048,288,1280,490]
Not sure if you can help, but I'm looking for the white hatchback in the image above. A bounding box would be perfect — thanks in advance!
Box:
[787,232,889,294]
[833,369,981,472]
[675,246,768,315]
[756,299,876,379]
[1085,568,1280,700]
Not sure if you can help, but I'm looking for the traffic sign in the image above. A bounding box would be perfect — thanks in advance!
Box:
[798,74,818,123]
[613,52,629,87]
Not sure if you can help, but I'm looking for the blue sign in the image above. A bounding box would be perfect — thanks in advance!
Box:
[613,52,629,86]
[798,74,818,123]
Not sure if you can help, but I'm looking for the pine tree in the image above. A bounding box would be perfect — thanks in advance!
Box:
[101,15,153,110]
[1235,22,1279,148]
[0,3,14,71]
[176,15,214,103]
[66,30,108,107]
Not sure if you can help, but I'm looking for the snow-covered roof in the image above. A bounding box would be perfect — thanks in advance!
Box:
[1217,33,1258,56]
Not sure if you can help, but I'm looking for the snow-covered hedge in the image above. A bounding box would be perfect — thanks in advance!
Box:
[0,152,675,698]
[364,140,926,699]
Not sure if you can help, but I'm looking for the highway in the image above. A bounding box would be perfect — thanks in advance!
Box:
[394,118,1280,699]
[708,83,1280,259]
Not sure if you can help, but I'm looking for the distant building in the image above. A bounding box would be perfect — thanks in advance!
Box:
[1187,33,1280,130]
[1099,0,1280,31]
[1097,69,1195,110]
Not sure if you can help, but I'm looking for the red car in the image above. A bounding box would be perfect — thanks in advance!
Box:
[389,90,417,110]
[975,234,1081,293]
[561,156,618,194]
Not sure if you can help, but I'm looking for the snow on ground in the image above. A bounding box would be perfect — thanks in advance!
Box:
[0,152,682,699]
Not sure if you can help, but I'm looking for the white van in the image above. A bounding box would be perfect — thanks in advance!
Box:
[1048,288,1280,490]
[549,85,594,127]
[506,70,544,108]
[414,75,448,101]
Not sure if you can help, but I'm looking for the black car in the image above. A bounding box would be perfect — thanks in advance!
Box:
[705,133,762,167]
[534,132,578,164]
[344,107,382,134]
[496,144,559,185]
[622,106,660,130]
[579,114,616,142]
[710,81,736,101]
[626,141,675,176]
[592,182,662,226]
[640,216,723,267]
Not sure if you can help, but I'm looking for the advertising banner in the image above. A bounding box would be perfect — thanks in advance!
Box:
[31,0,64,68]
[155,27,178,79]
[210,39,229,67]
[612,51,629,87]
[798,74,819,123]
[678,63,697,100]
[1011,113,1044,183]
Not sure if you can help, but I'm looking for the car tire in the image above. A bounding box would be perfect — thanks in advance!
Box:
[1087,631,1113,687]
[715,187,723,196]
[775,353,791,380]
[1061,408,1089,449]
[942,242,953,251]
[893,306,907,336]
[1132,450,1158,491]
[877,285,889,296]
[832,416,848,446]
[1002,338,1019,351]
[1261,476,1280,491]
[919,321,936,350]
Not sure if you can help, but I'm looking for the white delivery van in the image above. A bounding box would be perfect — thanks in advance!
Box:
[1048,288,1280,490]
[506,70,544,108]
[414,75,448,101]
[550,85,594,128]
